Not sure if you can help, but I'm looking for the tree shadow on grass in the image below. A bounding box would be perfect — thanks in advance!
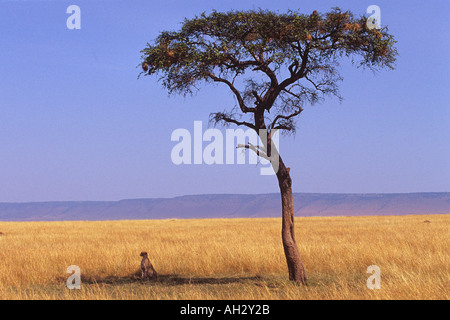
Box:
[80,272,265,287]
[156,274,264,286]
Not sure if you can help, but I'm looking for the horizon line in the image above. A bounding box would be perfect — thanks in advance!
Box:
[1,191,449,205]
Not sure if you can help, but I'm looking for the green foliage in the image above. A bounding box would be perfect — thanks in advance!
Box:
[140,8,397,132]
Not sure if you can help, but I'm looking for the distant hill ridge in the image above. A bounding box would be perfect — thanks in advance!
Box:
[0,193,449,221]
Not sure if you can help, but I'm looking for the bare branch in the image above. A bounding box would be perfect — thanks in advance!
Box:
[304,75,326,93]
[207,72,256,113]
[287,59,300,77]
[263,45,311,110]
[270,107,303,131]
[252,90,263,106]
[282,87,303,100]
[236,143,271,160]
[241,43,279,91]
[210,112,256,130]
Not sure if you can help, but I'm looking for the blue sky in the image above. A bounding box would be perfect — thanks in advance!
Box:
[0,0,449,202]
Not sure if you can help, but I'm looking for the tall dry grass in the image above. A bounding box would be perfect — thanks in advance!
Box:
[0,214,448,299]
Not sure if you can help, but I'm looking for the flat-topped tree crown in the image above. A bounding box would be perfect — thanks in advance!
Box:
[141,8,396,134]
[140,8,397,284]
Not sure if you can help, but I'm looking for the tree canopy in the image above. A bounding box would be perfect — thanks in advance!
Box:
[140,8,397,135]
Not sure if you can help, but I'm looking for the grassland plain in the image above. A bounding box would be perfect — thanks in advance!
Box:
[0,214,448,300]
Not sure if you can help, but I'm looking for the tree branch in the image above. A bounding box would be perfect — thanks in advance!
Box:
[236,142,271,161]
[264,45,311,110]
[270,107,303,131]
[207,72,256,113]
[210,112,256,130]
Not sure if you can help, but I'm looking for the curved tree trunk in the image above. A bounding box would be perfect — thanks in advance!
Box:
[275,156,307,284]
[256,110,307,284]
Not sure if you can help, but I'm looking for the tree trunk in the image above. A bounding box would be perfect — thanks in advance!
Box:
[276,156,307,284]
[256,110,307,284]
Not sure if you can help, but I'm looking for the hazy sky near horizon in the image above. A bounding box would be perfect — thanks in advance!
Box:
[0,0,449,202]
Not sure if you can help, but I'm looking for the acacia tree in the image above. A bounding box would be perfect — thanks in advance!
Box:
[140,8,397,284]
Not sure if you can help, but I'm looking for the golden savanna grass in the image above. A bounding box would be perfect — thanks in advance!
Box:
[0,214,448,299]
